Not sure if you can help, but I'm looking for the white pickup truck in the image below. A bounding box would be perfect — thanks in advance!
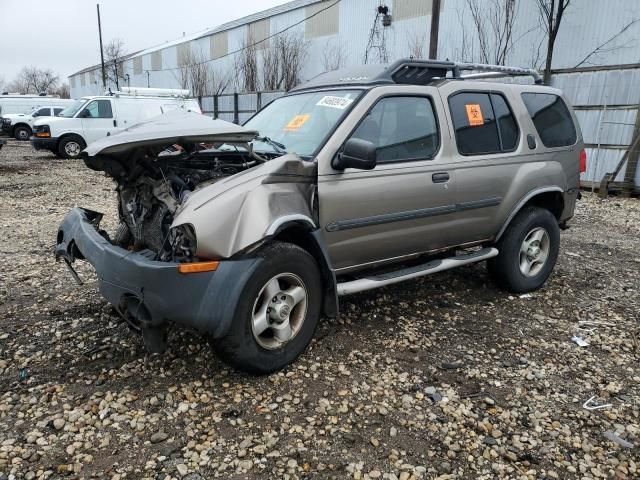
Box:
[1,105,69,140]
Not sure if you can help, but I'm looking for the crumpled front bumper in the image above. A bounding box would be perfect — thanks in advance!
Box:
[55,208,260,339]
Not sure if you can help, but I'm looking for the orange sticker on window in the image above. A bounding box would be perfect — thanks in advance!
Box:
[465,104,484,126]
[284,114,311,131]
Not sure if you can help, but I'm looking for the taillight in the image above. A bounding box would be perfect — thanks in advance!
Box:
[579,149,587,174]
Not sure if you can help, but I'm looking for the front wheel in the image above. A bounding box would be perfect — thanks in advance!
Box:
[58,135,86,159]
[488,206,560,293]
[211,242,322,374]
[14,126,32,141]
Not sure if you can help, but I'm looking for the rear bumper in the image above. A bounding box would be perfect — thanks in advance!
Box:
[30,136,57,151]
[55,207,260,338]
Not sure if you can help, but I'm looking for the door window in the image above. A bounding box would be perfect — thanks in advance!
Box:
[36,107,50,117]
[53,108,63,115]
[521,93,577,147]
[83,100,113,118]
[350,96,439,162]
[449,92,519,155]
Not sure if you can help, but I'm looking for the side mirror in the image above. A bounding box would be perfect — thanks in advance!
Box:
[79,109,90,118]
[332,138,377,171]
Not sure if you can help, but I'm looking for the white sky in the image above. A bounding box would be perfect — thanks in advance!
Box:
[0,0,290,85]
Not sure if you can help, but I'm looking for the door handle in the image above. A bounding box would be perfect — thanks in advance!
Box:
[527,134,537,149]
[113,119,117,127]
[432,172,450,183]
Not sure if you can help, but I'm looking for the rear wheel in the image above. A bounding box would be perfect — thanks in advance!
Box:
[14,125,31,141]
[488,206,560,293]
[58,135,85,159]
[211,242,322,374]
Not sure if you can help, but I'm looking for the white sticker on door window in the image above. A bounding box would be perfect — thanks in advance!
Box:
[316,96,354,109]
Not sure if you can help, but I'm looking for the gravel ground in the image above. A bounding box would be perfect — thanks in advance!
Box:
[0,138,639,480]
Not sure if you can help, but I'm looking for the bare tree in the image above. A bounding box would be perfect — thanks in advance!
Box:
[53,83,70,99]
[536,0,572,84]
[211,68,232,95]
[105,38,127,89]
[237,35,259,92]
[8,66,59,94]
[406,31,427,60]
[261,43,281,91]
[322,39,347,71]
[277,32,308,91]
[245,31,308,92]
[574,18,640,68]
[466,0,518,65]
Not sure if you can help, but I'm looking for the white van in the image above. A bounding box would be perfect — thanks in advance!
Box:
[0,94,73,116]
[31,88,201,158]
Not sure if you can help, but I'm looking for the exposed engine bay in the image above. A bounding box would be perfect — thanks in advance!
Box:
[85,142,273,262]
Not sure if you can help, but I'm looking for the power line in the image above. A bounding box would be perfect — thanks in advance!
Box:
[146,0,342,74]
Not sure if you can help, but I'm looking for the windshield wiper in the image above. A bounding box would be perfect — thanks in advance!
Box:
[255,136,287,153]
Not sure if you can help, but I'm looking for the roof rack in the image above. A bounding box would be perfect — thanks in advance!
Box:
[388,60,543,85]
[291,58,543,92]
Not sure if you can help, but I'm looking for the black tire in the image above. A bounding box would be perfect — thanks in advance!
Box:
[488,206,560,293]
[58,135,86,159]
[211,242,322,374]
[14,125,31,141]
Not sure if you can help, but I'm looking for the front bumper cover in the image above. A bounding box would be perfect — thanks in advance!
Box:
[30,136,57,151]
[55,208,260,339]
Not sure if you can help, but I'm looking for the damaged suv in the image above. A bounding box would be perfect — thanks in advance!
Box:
[55,60,585,373]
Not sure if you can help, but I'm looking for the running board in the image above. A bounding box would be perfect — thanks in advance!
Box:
[336,247,498,296]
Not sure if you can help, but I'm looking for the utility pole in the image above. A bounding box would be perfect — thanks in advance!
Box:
[429,0,441,59]
[97,4,106,88]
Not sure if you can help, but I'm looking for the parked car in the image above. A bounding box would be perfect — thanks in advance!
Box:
[31,88,201,159]
[1,105,67,140]
[0,94,73,117]
[55,59,585,373]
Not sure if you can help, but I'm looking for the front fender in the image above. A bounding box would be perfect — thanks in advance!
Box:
[173,156,317,259]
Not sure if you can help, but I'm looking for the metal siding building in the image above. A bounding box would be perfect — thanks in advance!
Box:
[69,0,640,97]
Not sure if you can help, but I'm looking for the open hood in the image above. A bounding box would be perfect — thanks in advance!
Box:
[83,110,258,157]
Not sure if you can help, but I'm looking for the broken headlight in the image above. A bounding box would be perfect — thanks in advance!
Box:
[168,223,197,262]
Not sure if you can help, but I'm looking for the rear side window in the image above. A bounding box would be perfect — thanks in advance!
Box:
[449,92,519,155]
[350,96,439,162]
[521,93,576,147]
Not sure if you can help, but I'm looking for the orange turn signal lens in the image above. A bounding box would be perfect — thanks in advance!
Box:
[35,132,50,138]
[177,261,219,274]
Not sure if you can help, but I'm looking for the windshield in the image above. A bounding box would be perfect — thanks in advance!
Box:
[58,99,86,118]
[243,89,362,157]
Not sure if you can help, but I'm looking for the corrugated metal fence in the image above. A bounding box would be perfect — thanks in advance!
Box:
[201,91,285,124]
[552,66,640,193]
[201,65,640,192]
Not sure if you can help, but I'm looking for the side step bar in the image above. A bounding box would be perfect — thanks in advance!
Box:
[336,247,498,296]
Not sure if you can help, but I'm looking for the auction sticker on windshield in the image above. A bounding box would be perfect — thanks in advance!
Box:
[285,114,311,131]
[316,96,354,109]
